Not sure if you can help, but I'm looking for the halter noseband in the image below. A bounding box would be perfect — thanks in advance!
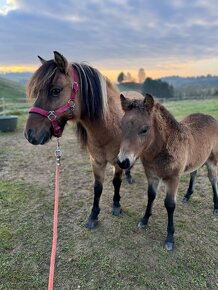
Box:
[29,66,79,138]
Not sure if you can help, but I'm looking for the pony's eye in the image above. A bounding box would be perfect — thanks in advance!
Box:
[51,88,61,97]
[139,127,149,135]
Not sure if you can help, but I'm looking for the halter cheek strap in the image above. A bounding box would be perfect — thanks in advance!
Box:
[29,66,79,138]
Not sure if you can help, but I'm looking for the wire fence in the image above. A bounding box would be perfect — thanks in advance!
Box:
[0,97,30,115]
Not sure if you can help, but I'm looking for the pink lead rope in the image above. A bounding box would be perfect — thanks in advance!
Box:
[48,139,61,290]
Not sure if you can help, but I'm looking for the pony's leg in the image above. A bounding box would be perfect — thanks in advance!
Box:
[138,178,160,228]
[125,169,133,184]
[112,165,123,216]
[87,160,107,229]
[206,160,218,215]
[182,170,198,203]
[164,177,179,251]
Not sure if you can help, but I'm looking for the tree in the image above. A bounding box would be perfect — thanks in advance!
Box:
[125,72,133,82]
[142,77,174,98]
[117,72,125,83]
[138,68,146,83]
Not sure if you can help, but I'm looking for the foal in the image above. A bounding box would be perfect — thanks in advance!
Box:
[117,93,218,250]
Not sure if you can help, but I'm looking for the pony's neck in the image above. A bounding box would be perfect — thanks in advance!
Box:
[78,78,122,145]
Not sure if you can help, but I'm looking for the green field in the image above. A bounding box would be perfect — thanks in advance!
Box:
[0,98,218,289]
[164,98,218,120]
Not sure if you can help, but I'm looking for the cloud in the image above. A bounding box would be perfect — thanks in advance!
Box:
[0,0,218,74]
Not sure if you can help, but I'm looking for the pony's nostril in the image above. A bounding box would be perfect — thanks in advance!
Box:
[26,128,33,141]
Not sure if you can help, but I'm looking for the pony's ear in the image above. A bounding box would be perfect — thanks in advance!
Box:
[143,93,154,111]
[38,56,46,64]
[120,94,131,111]
[53,51,68,74]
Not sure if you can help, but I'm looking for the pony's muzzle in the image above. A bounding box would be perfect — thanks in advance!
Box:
[25,128,50,145]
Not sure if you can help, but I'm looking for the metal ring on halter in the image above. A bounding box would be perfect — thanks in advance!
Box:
[48,111,57,121]
[68,99,75,110]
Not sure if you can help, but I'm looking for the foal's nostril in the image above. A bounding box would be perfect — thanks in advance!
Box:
[117,158,130,169]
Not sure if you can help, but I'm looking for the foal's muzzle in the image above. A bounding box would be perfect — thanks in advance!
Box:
[117,158,130,170]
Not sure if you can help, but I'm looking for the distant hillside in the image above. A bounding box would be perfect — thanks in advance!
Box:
[0,72,32,85]
[160,75,218,89]
[160,75,218,97]
[0,77,26,101]
[118,75,218,98]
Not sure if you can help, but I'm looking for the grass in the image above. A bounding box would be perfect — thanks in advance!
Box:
[164,97,218,120]
[0,98,218,289]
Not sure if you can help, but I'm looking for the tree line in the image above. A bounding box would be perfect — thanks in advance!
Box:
[117,69,174,99]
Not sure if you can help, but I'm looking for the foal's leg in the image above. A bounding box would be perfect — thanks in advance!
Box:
[87,160,107,229]
[164,177,179,251]
[182,170,198,203]
[206,159,218,215]
[125,169,133,184]
[138,178,160,228]
[112,164,123,216]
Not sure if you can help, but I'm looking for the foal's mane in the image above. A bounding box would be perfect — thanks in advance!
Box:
[154,102,181,131]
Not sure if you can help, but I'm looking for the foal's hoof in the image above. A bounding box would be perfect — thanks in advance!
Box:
[113,206,121,216]
[86,218,98,229]
[214,209,218,216]
[165,242,174,251]
[182,196,189,203]
[126,176,133,185]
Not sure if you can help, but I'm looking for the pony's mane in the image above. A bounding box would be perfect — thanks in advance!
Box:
[27,60,57,100]
[72,62,108,121]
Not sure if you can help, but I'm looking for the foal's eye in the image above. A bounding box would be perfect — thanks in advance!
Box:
[51,88,61,97]
[139,127,149,135]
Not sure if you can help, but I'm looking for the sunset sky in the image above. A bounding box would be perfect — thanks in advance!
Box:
[1,0,218,81]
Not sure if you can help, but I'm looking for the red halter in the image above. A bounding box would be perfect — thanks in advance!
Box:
[29,66,79,138]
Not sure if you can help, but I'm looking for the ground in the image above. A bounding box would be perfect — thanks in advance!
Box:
[0,114,217,290]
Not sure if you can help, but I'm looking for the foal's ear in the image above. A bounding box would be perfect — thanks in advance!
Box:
[53,51,68,74]
[38,56,46,64]
[144,93,154,111]
[120,94,131,111]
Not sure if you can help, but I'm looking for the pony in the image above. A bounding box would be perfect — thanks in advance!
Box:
[24,51,139,229]
[117,93,218,250]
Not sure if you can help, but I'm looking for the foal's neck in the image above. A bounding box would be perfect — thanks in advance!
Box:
[148,103,182,155]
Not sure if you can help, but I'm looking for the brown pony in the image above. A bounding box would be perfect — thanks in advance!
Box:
[24,51,140,228]
[117,93,218,250]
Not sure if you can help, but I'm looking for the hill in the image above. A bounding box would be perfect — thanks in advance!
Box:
[160,75,218,97]
[0,72,31,85]
[0,77,26,101]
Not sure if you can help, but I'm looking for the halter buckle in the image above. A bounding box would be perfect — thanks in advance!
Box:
[68,99,75,110]
[48,111,57,121]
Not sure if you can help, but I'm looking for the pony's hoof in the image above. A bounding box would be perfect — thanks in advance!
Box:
[165,242,174,251]
[214,209,218,216]
[113,206,121,216]
[138,220,147,229]
[86,218,98,229]
[182,196,189,203]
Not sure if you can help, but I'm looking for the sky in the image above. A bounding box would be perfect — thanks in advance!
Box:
[0,0,218,81]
